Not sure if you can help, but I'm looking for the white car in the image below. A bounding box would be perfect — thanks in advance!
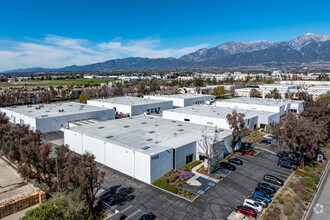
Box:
[243,199,263,212]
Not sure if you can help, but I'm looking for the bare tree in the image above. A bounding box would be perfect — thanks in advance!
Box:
[265,88,281,99]
[226,110,248,155]
[250,88,262,98]
[198,127,225,174]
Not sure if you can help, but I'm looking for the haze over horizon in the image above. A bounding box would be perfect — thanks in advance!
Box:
[0,0,330,71]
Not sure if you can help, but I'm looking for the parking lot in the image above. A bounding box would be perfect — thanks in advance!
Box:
[97,145,293,220]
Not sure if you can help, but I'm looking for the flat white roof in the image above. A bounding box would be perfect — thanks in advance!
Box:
[66,115,231,155]
[145,94,213,99]
[307,86,330,90]
[164,105,276,119]
[259,84,298,88]
[1,102,112,119]
[89,96,171,106]
[218,97,290,107]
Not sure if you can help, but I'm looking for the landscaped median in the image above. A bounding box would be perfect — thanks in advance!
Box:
[152,161,202,200]
[261,161,327,220]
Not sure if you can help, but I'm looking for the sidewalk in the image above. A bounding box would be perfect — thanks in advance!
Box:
[187,162,219,184]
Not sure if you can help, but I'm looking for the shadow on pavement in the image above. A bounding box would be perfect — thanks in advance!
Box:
[98,185,135,207]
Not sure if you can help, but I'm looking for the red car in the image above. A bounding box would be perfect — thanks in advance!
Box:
[242,150,253,156]
[236,205,257,218]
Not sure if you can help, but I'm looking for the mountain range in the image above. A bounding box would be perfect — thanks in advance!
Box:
[3,33,330,73]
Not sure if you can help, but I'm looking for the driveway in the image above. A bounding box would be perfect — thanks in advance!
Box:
[97,150,292,220]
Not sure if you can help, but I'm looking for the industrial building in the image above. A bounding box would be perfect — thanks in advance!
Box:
[87,96,173,116]
[162,105,280,130]
[144,94,214,107]
[64,115,235,184]
[258,84,299,90]
[216,97,293,115]
[0,102,115,133]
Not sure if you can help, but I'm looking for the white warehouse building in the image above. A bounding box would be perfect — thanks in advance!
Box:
[0,102,115,133]
[216,97,292,116]
[163,105,279,130]
[144,94,214,107]
[87,96,173,116]
[64,116,234,184]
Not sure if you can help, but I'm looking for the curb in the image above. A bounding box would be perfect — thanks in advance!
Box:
[149,183,198,203]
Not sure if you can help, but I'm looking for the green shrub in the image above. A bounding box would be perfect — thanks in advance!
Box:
[177,183,183,188]
[275,196,286,204]
[295,169,306,177]
[215,174,221,180]
[283,201,295,217]
[306,172,320,185]
[183,161,202,171]
[273,206,281,212]
[298,191,313,202]
[153,178,178,194]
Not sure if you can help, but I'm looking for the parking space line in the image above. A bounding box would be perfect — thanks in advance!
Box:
[126,209,141,219]
[120,205,133,213]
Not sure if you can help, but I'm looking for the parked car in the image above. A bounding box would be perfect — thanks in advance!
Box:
[253,191,272,203]
[220,162,236,171]
[247,196,268,208]
[263,174,284,186]
[236,205,257,218]
[255,187,274,197]
[258,182,277,194]
[228,158,243,165]
[278,157,299,165]
[139,212,156,220]
[241,150,253,156]
[276,151,289,158]
[260,139,271,144]
[277,160,298,170]
[243,199,263,212]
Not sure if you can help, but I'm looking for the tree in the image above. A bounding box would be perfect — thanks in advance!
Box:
[150,79,160,92]
[55,145,70,191]
[281,115,322,169]
[78,94,90,104]
[285,90,294,100]
[265,88,281,99]
[250,88,262,98]
[137,83,145,95]
[270,122,286,152]
[213,86,226,98]
[112,86,124,96]
[198,127,225,174]
[19,142,55,193]
[40,91,53,104]
[22,190,89,220]
[49,86,57,97]
[64,153,105,218]
[226,110,247,155]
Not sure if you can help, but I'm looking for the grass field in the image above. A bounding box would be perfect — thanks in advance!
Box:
[0,78,113,87]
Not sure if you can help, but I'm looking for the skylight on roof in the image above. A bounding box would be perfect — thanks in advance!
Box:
[105,135,113,139]
[123,125,130,128]
[145,138,153,142]
[98,126,105,129]
[141,146,150,150]
[148,131,155,134]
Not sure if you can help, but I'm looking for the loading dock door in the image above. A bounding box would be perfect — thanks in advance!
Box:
[186,154,193,164]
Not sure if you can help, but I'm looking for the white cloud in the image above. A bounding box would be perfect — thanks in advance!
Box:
[0,35,208,72]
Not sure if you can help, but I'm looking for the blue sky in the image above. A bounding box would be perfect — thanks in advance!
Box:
[0,0,329,71]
